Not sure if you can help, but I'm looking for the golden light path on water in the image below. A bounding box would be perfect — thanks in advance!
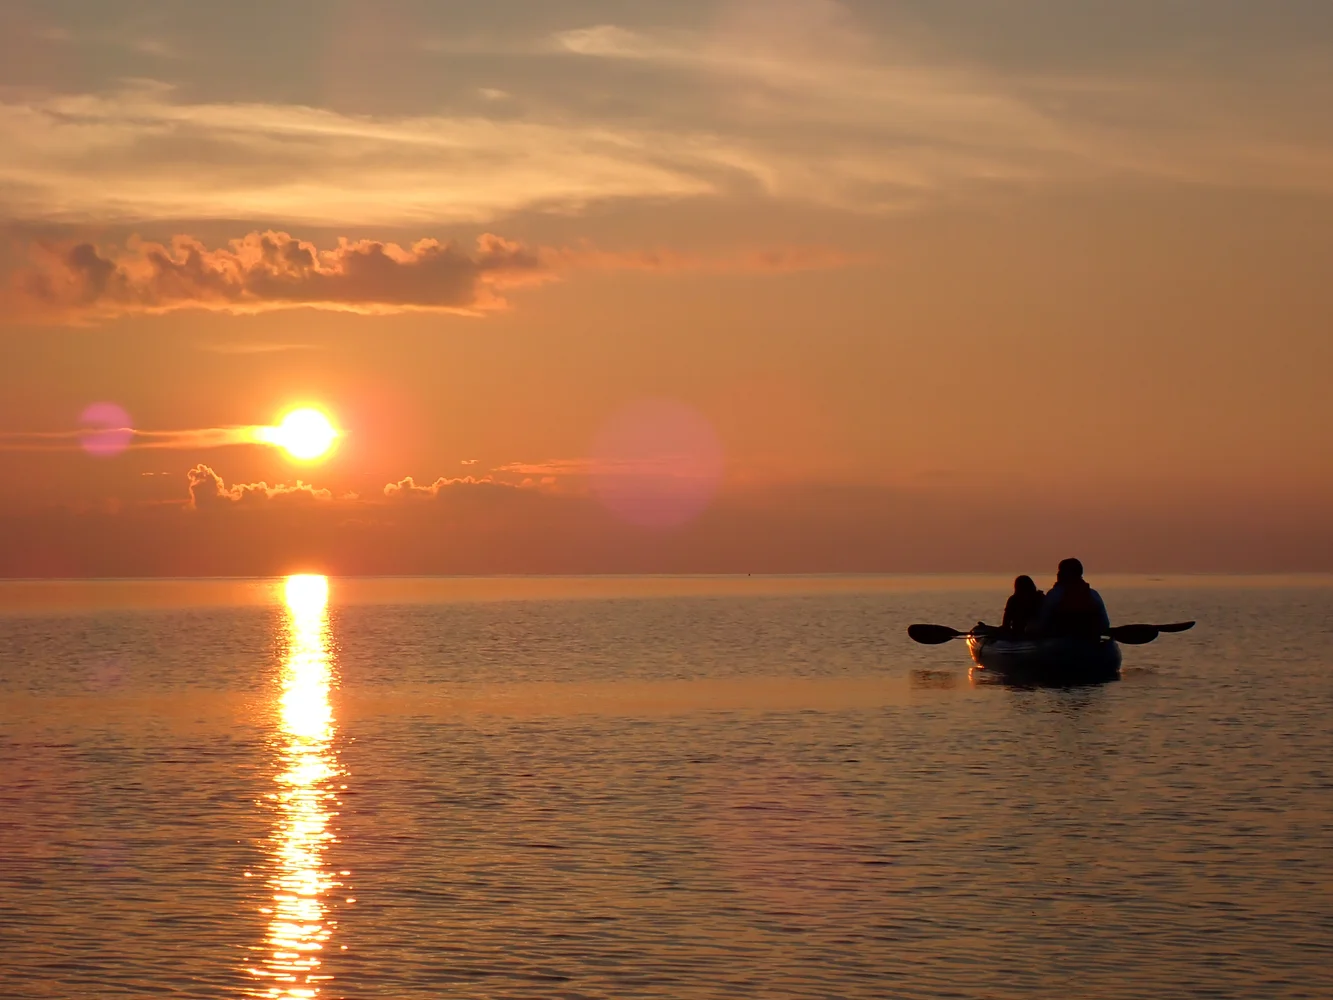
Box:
[248,574,346,999]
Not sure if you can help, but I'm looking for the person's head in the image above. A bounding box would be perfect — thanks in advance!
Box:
[1056,558,1084,584]
[1013,575,1037,596]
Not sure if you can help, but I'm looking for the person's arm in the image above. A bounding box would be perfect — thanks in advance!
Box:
[1092,590,1110,631]
[1002,596,1017,630]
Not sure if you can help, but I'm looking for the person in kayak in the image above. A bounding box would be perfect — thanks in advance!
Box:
[1001,575,1045,636]
[1031,558,1110,637]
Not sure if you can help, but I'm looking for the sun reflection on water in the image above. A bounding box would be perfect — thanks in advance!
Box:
[249,574,344,999]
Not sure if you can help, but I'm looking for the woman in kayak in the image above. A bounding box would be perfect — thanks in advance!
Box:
[1031,558,1110,637]
[1001,576,1045,636]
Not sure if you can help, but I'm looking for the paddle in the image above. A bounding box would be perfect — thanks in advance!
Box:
[907,621,1195,646]
[1106,624,1159,645]
[1107,621,1195,644]
[907,624,969,645]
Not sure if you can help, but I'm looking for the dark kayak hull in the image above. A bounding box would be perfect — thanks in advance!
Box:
[966,635,1122,686]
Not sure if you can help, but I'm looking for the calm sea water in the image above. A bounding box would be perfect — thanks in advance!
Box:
[1,575,1330,999]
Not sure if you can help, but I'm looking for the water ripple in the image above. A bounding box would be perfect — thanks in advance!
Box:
[1,582,1330,997]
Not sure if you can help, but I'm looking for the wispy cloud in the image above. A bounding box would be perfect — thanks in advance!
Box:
[548,243,860,275]
[495,458,594,478]
[32,21,181,59]
[1,9,1330,231]
[554,17,1333,203]
[195,341,318,355]
[0,82,717,227]
[1,418,340,455]
[0,426,256,452]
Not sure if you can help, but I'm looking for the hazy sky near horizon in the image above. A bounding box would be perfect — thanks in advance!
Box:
[2,0,1332,574]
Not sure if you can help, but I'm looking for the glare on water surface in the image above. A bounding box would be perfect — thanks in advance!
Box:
[249,574,344,998]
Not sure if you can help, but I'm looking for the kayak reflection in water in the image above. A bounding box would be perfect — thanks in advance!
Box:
[1000,575,1045,637]
[1030,558,1110,638]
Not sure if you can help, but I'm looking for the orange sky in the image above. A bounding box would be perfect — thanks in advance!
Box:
[2,1,1333,574]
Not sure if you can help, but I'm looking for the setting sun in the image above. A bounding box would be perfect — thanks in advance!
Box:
[259,408,340,462]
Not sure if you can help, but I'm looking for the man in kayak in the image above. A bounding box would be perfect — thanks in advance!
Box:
[1030,558,1110,638]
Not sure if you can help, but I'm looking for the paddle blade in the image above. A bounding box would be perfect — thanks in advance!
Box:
[908,624,965,645]
[1157,621,1196,633]
[1107,624,1160,645]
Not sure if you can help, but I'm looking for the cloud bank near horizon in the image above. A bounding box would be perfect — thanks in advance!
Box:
[0,462,1330,577]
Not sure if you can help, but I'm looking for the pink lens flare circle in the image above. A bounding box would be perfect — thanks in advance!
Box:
[79,403,134,458]
[590,400,725,528]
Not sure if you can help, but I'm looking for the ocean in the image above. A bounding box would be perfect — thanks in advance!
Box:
[1,575,1329,999]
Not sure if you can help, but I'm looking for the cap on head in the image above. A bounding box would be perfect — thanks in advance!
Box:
[1057,558,1084,582]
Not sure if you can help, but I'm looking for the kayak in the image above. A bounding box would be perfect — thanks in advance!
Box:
[966,633,1122,686]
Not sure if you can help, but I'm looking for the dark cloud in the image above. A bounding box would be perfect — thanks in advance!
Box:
[9,230,855,322]
[17,231,549,319]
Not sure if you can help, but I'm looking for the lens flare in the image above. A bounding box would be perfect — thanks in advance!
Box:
[590,399,725,528]
[259,409,340,462]
[79,402,134,458]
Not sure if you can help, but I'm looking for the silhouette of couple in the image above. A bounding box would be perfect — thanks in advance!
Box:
[999,558,1110,639]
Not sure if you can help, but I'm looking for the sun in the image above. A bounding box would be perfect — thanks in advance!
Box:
[260,408,340,461]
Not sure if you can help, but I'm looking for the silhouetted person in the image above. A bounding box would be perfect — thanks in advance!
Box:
[1031,558,1110,638]
[1001,575,1045,636]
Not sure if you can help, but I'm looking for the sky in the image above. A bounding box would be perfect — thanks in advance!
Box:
[2,0,1332,575]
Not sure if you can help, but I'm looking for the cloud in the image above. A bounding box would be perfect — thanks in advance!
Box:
[0,82,717,227]
[29,20,181,59]
[552,18,1333,204]
[16,231,548,319]
[548,25,1079,207]
[4,463,1331,576]
[0,426,255,452]
[187,464,335,510]
[495,451,727,481]
[196,341,318,355]
[8,230,855,321]
[382,475,532,502]
[176,466,560,539]
[548,243,860,275]
[180,468,546,512]
[494,459,594,478]
[2,30,1331,234]
[384,475,482,500]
